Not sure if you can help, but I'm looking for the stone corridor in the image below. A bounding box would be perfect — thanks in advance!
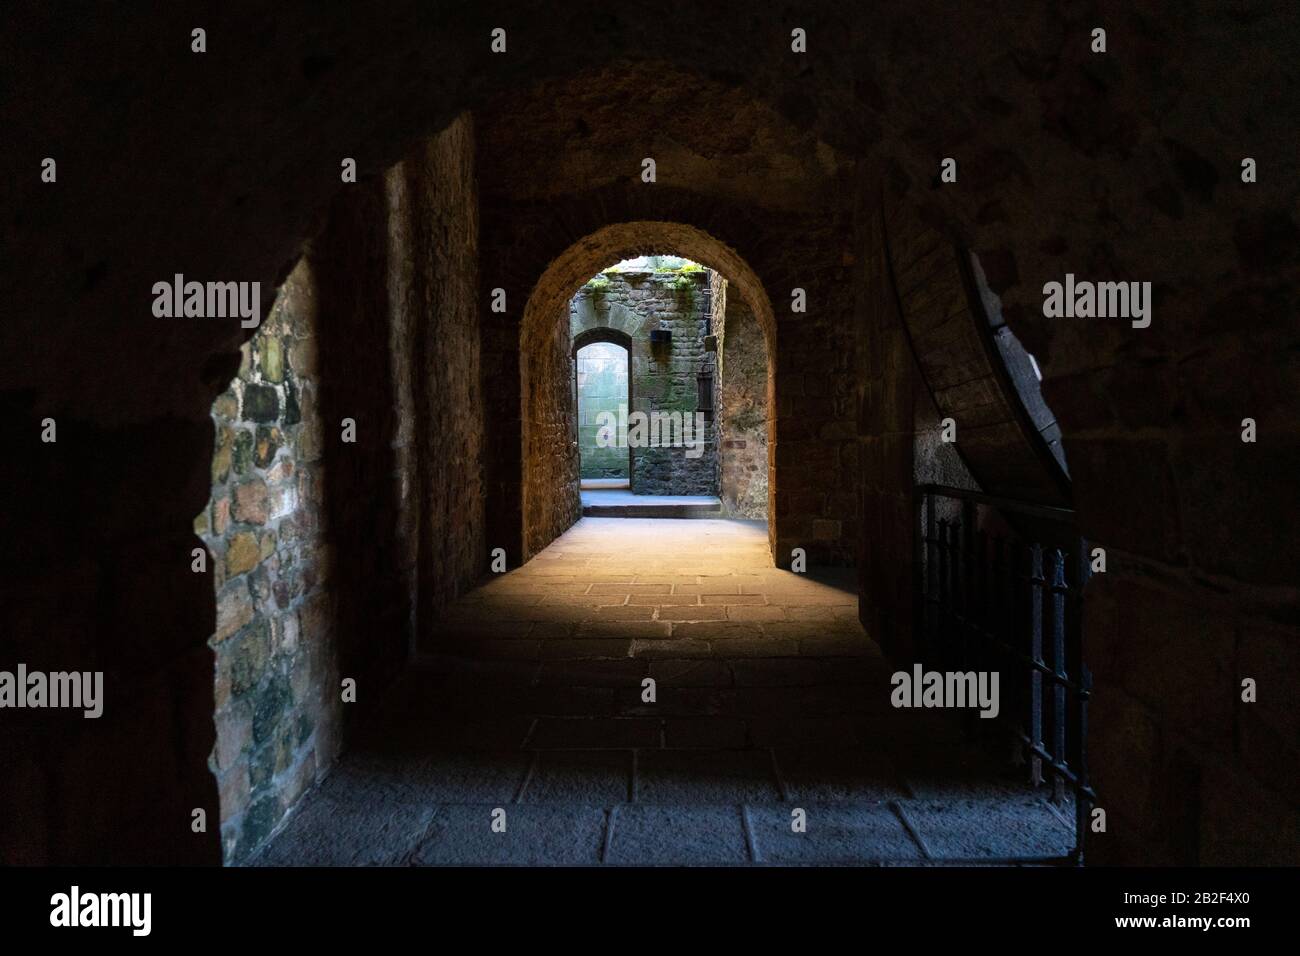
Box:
[252,519,1072,865]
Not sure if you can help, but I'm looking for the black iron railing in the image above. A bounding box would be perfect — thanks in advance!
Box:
[914,483,1095,864]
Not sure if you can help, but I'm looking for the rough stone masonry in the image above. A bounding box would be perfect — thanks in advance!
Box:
[570,268,718,495]
[0,3,1295,873]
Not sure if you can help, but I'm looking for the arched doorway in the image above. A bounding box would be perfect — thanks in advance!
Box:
[573,328,634,486]
[518,222,779,563]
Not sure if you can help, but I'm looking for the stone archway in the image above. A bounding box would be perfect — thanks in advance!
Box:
[5,5,1296,868]
[517,222,779,562]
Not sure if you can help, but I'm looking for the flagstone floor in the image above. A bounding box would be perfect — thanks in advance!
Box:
[251,518,1074,866]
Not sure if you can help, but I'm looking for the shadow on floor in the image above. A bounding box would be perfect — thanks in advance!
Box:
[251,518,1073,866]
[251,653,1074,866]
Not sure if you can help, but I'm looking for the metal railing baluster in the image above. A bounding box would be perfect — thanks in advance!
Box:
[914,484,1092,864]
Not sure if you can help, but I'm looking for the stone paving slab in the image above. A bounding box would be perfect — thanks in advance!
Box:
[629,638,714,658]
[725,605,789,622]
[447,639,542,659]
[890,734,1037,801]
[419,662,538,694]
[409,805,609,866]
[658,605,729,621]
[530,621,579,638]
[589,605,659,620]
[252,791,436,866]
[536,638,635,660]
[700,638,802,657]
[731,684,883,718]
[647,659,732,686]
[670,621,754,641]
[812,656,892,685]
[797,637,877,657]
[896,794,1074,860]
[413,751,535,802]
[662,717,749,749]
[746,803,924,864]
[786,606,863,622]
[576,622,673,640]
[363,716,535,751]
[528,717,662,749]
[636,749,781,803]
[618,686,735,717]
[774,746,908,802]
[606,805,751,865]
[729,658,837,686]
[521,750,633,803]
[437,684,617,717]
[748,716,871,748]
[311,747,533,802]
[535,659,649,687]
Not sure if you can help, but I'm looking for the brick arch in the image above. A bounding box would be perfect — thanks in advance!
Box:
[518,222,779,560]
[884,197,1072,507]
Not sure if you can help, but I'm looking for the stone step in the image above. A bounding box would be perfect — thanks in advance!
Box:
[581,495,722,518]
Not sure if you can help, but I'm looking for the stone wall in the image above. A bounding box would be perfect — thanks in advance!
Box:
[474,55,868,565]
[200,262,336,863]
[856,185,917,658]
[198,115,483,863]
[570,269,717,495]
[5,2,1296,868]
[716,286,770,518]
[395,117,487,648]
[522,292,584,558]
[775,213,863,567]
